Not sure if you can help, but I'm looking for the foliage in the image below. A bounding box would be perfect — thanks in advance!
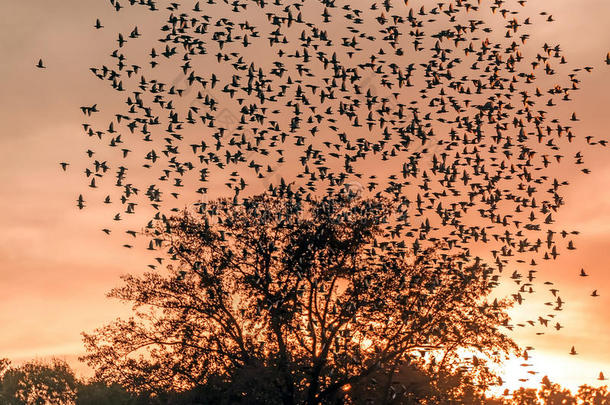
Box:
[74,380,143,405]
[348,359,498,404]
[537,376,577,405]
[81,188,517,404]
[575,384,610,405]
[0,358,77,405]
[505,376,610,405]
[2,357,610,404]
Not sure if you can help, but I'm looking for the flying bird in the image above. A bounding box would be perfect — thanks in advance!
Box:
[68,0,607,367]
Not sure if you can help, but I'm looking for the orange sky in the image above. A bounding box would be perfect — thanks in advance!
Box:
[0,0,609,395]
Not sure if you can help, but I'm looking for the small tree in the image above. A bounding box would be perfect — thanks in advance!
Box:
[508,388,539,405]
[576,385,610,404]
[506,378,610,405]
[75,380,143,405]
[82,187,517,404]
[348,358,501,404]
[537,376,577,405]
[0,358,77,405]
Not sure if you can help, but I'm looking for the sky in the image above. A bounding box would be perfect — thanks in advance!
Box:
[0,0,609,396]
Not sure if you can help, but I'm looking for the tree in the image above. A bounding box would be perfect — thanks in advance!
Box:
[82,187,518,404]
[506,378,610,405]
[507,388,538,405]
[575,385,610,405]
[537,376,577,405]
[75,380,143,405]
[0,358,77,405]
[348,358,501,405]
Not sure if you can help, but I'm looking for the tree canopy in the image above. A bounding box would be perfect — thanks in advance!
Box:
[82,188,517,404]
[0,358,77,405]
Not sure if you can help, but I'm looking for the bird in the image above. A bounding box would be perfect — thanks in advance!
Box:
[95,19,104,29]
[76,195,85,210]
[68,0,606,358]
[36,59,45,69]
[59,162,70,171]
[570,346,577,355]
[580,268,588,277]
[599,372,607,381]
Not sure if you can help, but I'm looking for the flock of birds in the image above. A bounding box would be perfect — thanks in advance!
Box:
[37,0,609,388]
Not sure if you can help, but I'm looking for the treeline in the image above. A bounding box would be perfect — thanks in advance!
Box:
[7,194,605,404]
[1,358,609,404]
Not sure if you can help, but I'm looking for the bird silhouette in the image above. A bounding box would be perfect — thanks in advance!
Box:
[65,0,608,378]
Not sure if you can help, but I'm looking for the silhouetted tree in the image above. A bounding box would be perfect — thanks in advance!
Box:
[575,384,610,404]
[505,376,610,405]
[82,187,517,404]
[507,387,539,405]
[75,380,144,405]
[537,376,577,405]
[349,358,501,404]
[0,358,77,405]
